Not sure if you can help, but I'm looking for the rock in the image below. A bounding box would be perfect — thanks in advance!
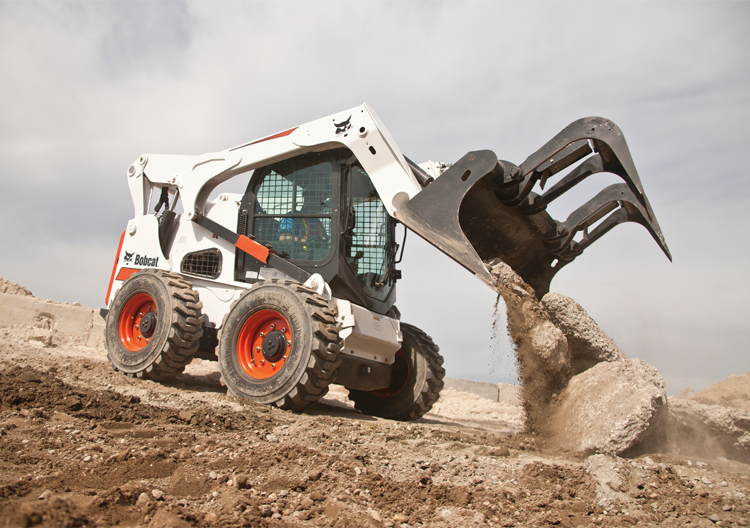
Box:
[204,512,218,522]
[739,518,749,526]
[710,513,720,522]
[488,447,510,457]
[300,497,314,509]
[585,454,631,503]
[148,509,192,528]
[324,498,341,519]
[666,397,750,464]
[542,292,624,373]
[258,504,273,517]
[38,489,53,500]
[151,489,164,500]
[208,471,218,480]
[28,328,53,347]
[393,513,409,523]
[137,492,150,507]
[550,358,667,455]
[529,321,568,371]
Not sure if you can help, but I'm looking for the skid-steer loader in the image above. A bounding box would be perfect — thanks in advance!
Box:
[104,103,670,421]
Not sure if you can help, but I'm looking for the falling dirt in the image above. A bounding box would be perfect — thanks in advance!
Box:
[484,260,573,437]
[2,278,750,527]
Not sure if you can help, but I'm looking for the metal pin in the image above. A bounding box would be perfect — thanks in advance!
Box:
[255,346,260,351]
[261,360,265,365]
[282,328,286,332]
[260,332,264,337]
[272,363,276,368]
[270,324,275,329]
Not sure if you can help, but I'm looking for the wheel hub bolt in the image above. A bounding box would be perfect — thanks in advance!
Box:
[261,360,265,365]
[260,332,264,337]
[270,324,275,329]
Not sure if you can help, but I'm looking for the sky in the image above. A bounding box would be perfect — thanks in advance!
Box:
[0,1,748,396]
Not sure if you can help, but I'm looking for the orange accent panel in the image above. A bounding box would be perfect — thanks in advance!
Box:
[248,127,298,146]
[105,231,127,306]
[236,235,269,263]
[115,267,140,282]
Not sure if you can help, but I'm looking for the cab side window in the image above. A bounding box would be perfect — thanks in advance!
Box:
[345,166,395,301]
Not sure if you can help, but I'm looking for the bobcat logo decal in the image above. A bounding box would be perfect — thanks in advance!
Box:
[334,116,351,136]
[123,251,134,264]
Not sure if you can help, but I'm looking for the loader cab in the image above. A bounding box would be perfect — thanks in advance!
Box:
[236,148,399,315]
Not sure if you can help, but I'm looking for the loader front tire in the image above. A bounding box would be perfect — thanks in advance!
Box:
[106,269,204,380]
[348,322,445,421]
[218,280,342,410]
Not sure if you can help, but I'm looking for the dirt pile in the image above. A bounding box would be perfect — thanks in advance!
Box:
[681,373,750,413]
[0,278,33,297]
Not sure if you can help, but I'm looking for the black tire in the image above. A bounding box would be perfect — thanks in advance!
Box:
[106,269,204,380]
[348,322,445,421]
[218,280,342,410]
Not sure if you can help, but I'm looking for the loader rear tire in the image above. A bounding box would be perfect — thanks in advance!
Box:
[106,269,204,381]
[348,322,445,421]
[218,280,342,410]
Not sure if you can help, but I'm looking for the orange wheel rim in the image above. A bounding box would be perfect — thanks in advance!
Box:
[237,309,291,380]
[118,292,157,352]
[372,349,409,398]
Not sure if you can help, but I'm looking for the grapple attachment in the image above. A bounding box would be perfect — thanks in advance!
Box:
[394,117,671,297]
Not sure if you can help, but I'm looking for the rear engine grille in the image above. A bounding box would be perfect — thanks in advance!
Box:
[181,249,222,279]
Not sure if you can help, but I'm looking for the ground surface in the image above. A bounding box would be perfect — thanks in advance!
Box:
[1,331,750,528]
[1,276,750,528]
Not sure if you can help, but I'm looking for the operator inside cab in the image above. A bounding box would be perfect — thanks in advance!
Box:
[277,187,327,245]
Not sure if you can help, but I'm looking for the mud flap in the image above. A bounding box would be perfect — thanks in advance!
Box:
[394,117,671,297]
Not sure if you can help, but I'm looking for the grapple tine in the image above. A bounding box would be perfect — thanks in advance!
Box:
[518,117,651,218]
[548,183,673,261]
